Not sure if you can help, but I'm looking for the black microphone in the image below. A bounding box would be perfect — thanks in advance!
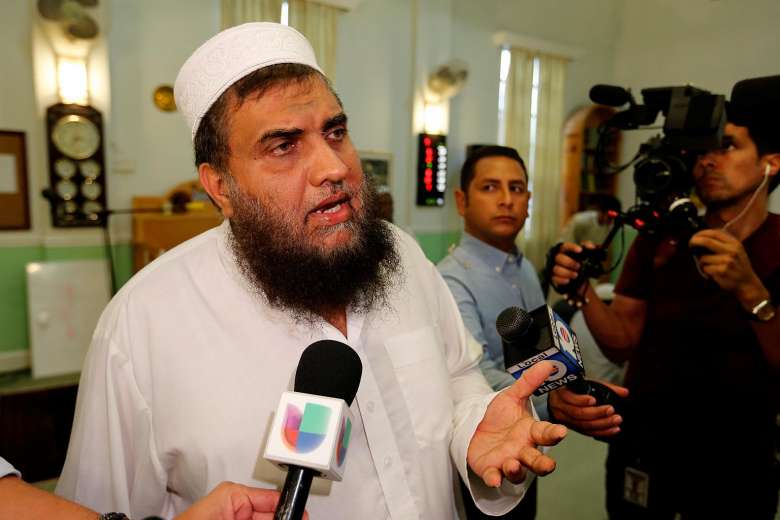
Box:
[498,306,626,423]
[589,84,632,107]
[270,340,362,520]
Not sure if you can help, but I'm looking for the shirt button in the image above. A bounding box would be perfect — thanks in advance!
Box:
[384,456,393,467]
[512,284,518,289]
[366,401,375,413]
[508,255,515,262]
[495,266,501,272]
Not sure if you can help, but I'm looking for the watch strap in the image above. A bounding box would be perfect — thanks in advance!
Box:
[749,298,775,322]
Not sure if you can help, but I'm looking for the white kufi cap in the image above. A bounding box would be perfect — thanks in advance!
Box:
[175,22,322,139]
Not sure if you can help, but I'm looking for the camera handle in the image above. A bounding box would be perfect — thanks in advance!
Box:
[547,213,626,306]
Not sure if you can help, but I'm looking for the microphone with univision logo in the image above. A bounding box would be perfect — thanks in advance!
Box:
[264,340,363,520]
[497,305,626,412]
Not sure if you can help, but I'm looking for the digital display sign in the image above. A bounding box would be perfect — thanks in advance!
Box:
[416,133,447,207]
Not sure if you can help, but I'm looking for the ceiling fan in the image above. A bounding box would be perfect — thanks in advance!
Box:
[37,0,100,40]
[427,60,469,102]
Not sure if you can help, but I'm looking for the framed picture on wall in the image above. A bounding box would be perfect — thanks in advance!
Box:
[360,150,392,189]
[0,130,30,230]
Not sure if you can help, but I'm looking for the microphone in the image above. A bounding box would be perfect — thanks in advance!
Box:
[498,305,625,410]
[589,84,632,107]
[264,340,362,520]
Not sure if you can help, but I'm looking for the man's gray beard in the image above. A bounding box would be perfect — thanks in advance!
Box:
[225,176,401,325]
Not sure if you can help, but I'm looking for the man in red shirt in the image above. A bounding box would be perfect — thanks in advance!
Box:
[550,76,780,519]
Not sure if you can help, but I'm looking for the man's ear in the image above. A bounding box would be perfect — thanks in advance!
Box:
[455,189,467,217]
[763,153,780,179]
[199,163,234,218]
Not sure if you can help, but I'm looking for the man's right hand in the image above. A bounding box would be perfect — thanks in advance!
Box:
[550,242,593,290]
[548,382,629,438]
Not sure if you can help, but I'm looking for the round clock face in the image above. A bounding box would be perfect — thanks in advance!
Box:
[82,201,103,217]
[80,159,101,179]
[51,115,101,159]
[56,180,78,200]
[63,201,78,214]
[81,180,102,200]
[54,158,77,179]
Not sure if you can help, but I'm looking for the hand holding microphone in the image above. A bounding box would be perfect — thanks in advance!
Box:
[264,340,362,520]
[497,305,629,440]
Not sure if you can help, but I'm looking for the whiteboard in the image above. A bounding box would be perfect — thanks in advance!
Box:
[26,260,111,378]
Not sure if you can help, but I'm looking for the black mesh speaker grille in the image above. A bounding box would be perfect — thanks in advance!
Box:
[294,340,363,406]
[496,306,533,342]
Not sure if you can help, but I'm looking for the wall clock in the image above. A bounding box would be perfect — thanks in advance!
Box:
[45,103,107,227]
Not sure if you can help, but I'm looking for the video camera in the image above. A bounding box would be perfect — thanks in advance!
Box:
[548,84,727,304]
[590,83,727,238]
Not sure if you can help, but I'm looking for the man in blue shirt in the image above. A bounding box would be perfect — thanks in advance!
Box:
[438,145,544,519]
[439,146,626,519]
[438,146,545,391]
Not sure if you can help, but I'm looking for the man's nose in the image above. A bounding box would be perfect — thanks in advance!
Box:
[498,187,513,207]
[695,150,717,171]
[308,138,349,186]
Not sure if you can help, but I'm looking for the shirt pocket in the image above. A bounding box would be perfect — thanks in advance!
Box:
[384,326,454,445]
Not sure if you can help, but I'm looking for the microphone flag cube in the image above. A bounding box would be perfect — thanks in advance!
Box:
[504,305,585,395]
[264,391,353,481]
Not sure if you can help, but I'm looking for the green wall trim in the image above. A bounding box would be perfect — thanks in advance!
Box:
[0,244,132,353]
[415,230,462,264]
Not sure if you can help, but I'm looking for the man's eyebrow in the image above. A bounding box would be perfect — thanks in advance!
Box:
[259,127,304,145]
[322,113,348,132]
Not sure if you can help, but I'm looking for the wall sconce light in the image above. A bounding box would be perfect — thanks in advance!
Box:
[423,102,447,135]
[57,57,89,105]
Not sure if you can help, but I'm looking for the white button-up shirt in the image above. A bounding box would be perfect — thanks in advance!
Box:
[56,222,532,519]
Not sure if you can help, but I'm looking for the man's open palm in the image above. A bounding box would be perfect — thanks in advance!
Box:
[467,362,567,487]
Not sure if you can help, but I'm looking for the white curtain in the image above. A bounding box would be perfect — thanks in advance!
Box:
[221,0,282,28]
[221,0,340,81]
[505,48,567,271]
[288,1,339,80]
[504,49,534,159]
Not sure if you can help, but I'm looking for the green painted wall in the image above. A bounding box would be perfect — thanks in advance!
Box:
[415,230,461,264]
[0,244,132,353]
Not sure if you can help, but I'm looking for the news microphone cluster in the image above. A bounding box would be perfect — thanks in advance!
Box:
[498,305,626,413]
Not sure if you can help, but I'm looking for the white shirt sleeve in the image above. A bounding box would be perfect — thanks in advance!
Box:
[55,306,171,519]
[0,457,20,478]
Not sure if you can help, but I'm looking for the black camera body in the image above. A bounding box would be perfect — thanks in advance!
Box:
[591,84,727,241]
[547,85,725,302]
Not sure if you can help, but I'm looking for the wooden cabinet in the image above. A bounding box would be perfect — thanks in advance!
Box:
[0,372,79,482]
[131,180,223,272]
[560,105,621,226]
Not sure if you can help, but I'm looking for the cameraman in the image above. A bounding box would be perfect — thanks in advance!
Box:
[549,75,779,519]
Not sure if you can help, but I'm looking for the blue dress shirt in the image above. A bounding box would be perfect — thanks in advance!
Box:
[438,232,546,393]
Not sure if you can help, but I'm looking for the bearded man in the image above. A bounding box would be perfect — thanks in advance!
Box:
[57,23,567,520]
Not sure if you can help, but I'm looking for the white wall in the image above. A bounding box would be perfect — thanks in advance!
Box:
[106,0,219,238]
[445,0,622,232]
[611,0,780,212]
[1,0,625,242]
[0,2,44,244]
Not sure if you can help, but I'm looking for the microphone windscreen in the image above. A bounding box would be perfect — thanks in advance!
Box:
[496,306,533,342]
[590,84,631,107]
[294,340,362,406]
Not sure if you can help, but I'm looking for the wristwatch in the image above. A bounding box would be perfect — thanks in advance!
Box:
[750,298,776,322]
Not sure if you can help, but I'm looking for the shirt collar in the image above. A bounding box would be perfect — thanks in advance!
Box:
[458,232,523,271]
